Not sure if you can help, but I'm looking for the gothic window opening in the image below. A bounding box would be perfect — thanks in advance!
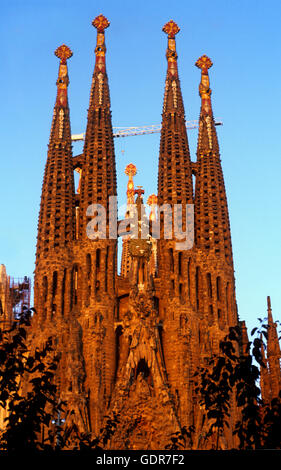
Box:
[61,269,66,316]
[207,273,212,298]
[71,265,79,307]
[178,252,182,276]
[137,258,145,285]
[105,247,108,292]
[169,248,174,272]
[42,276,48,320]
[216,276,221,301]
[96,248,101,273]
[86,253,92,278]
[43,276,48,304]
[95,279,100,295]
[52,271,58,299]
[75,206,79,240]
[196,266,201,310]
[179,282,183,302]
[86,254,92,303]
[135,358,152,385]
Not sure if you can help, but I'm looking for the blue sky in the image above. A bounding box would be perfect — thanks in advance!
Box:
[1,0,281,333]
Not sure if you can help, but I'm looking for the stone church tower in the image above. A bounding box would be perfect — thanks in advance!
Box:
[30,15,281,449]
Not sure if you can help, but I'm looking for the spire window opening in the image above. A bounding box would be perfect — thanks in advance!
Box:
[86,254,92,279]
[52,271,58,300]
[61,269,66,316]
[96,249,101,273]
[169,248,174,272]
[178,252,182,276]
[216,276,221,301]
[179,282,183,302]
[196,266,201,310]
[226,282,229,312]
[42,276,48,318]
[207,273,212,298]
[71,265,79,307]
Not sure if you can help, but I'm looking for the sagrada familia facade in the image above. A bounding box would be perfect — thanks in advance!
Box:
[25,15,281,449]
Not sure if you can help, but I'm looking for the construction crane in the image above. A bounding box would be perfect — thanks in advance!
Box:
[71,119,223,141]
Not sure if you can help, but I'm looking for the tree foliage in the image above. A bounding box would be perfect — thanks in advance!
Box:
[0,309,60,450]
[0,308,119,451]
[194,323,281,450]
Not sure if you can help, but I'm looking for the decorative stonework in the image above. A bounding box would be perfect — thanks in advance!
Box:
[195,54,213,73]
[29,16,281,450]
[92,14,110,32]
[162,20,180,38]
[55,44,73,63]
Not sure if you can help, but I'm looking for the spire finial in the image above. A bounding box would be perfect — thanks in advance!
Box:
[147,194,158,205]
[92,14,110,32]
[91,15,109,75]
[195,54,213,74]
[125,163,137,206]
[162,20,180,38]
[55,44,73,64]
[195,54,213,115]
[147,194,158,222]
[163,20,180,78]
[125,163,137,178]
[54,44,72,108]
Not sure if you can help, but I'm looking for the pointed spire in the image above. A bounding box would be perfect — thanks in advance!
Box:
[89,14,110,109]
[161,20,184,115]
[267,295,274,325]
[147,194,158,276]
[135,186,145,238]
[266,296,281,398]
[36,45,75,261]
[121,164,137,278]
[260,334,271,403]
[158,20,193,207]
[49,45,73,143]
[125,163,137,206]
[78,15,117,239]
[267,296,278,352]
[194,56,233,264]
[195,54,219,153]
[54,45,72,105]
[195,55,213,113]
